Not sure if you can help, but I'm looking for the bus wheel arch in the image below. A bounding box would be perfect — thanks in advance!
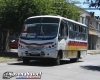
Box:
[54,50,63,65]
[58,50,63,59]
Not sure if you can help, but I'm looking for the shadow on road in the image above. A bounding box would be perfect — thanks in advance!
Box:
[0,52,18,58]
[8,60,83,67]
[80,65,100,72]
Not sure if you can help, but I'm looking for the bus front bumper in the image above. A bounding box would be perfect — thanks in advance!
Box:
[18,48,57,59]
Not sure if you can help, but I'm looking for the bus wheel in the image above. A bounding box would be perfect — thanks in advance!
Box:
[22,57,30,64]
[54,54,61,65]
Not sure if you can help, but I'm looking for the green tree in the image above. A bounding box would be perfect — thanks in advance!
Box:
[0,0,81,52]
[0,0,80,31]
[0,0,56,51]
[53,0,80,20]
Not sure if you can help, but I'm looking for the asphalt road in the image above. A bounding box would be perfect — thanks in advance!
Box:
[0,54,100,80]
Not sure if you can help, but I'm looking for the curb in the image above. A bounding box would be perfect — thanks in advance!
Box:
[87,50,100,55]
[88,53,100,55]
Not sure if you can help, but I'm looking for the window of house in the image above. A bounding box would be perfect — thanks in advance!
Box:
[85,18,89,26]
[90,21,92,25]
[80,17,84,24]
[99,24,100,30]
[96,22,98,29]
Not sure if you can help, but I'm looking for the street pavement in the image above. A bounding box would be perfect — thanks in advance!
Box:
[0,54,100,80]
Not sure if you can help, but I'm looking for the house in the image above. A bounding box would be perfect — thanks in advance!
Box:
[78,11,100,50]
[89,12,100,50]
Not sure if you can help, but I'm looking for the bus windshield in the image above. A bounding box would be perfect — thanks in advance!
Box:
[20,17,60,40]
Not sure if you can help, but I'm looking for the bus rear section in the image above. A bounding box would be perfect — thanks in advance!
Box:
[57,18,88,62]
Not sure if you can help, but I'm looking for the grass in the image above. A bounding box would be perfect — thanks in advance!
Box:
[0,57,13,61]
[88,51,100,55]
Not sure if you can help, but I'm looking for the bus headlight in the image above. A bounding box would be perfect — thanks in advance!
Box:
[19,44,25,49]
[43,44,56,50]
[52,45,55,47]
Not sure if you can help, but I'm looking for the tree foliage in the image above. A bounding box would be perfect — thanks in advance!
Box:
[54,0,80,20]
[87,0,100,9]
[0,0,81,52]
[0,0,80,32]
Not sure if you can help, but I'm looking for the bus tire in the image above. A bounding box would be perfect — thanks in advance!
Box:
[54,54,61,65]
[22,57,30,64]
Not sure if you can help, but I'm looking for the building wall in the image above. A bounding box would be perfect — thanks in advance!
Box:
[88,35,98,50]
[89,14,100,50]
[96,37,100,49]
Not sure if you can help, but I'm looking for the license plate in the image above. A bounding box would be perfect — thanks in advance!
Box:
[31,52,39,54]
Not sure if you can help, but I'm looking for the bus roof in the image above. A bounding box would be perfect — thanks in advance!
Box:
[27,15,87,27]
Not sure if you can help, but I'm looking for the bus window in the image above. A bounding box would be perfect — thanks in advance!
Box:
[69,23,74,31]
[75,25,80,40]
[59,21,64,37]
[69,22,75,39]
[21,17,60,40]
[76,32,81,40]
[82,27,86,33]
[65,22,68,37]
[81,34,86,40]
[81,27,87,40]
[75,24,79,31]
[79,26,82,32]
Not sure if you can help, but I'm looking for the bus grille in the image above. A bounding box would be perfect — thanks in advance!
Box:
[26,46,44,50]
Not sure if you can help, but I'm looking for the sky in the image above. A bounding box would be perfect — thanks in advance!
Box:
[68,0,100,16]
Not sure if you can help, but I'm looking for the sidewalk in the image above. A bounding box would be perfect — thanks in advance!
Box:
[10,49,18,52]
[87,50,100,55]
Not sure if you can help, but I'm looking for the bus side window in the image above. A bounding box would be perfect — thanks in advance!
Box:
[75,25,80,40]
[77,25,81,39]
[69,22,75,39]
[81,27,87,40]
[59,21,64,38]
[65,22,68,37]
